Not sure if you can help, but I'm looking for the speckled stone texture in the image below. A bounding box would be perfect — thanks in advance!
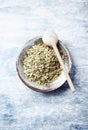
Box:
[0,0,88,130]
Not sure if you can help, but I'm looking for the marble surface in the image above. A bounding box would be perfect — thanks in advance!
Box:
[0,0,88,130]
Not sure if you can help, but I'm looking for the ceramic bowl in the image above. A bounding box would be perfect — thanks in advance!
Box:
[16,37,72,92]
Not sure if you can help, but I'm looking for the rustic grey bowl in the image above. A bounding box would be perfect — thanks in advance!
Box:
[16,37,72,92]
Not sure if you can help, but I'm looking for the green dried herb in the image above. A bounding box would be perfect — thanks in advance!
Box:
[23,41,63,85]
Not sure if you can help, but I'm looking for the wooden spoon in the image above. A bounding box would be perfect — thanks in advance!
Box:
[42,32,75,92]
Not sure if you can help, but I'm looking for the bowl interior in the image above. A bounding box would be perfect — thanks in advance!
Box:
[16,37,72,92]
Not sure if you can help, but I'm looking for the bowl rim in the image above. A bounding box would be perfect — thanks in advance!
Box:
[16,36,72,92]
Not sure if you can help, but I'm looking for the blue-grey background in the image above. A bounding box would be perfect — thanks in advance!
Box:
[0,0,88,130]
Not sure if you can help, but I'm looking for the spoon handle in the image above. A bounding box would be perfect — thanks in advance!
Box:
[53,45,76,92]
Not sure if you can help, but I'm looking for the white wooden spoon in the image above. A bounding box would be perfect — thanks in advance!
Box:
[42,32,75,92]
